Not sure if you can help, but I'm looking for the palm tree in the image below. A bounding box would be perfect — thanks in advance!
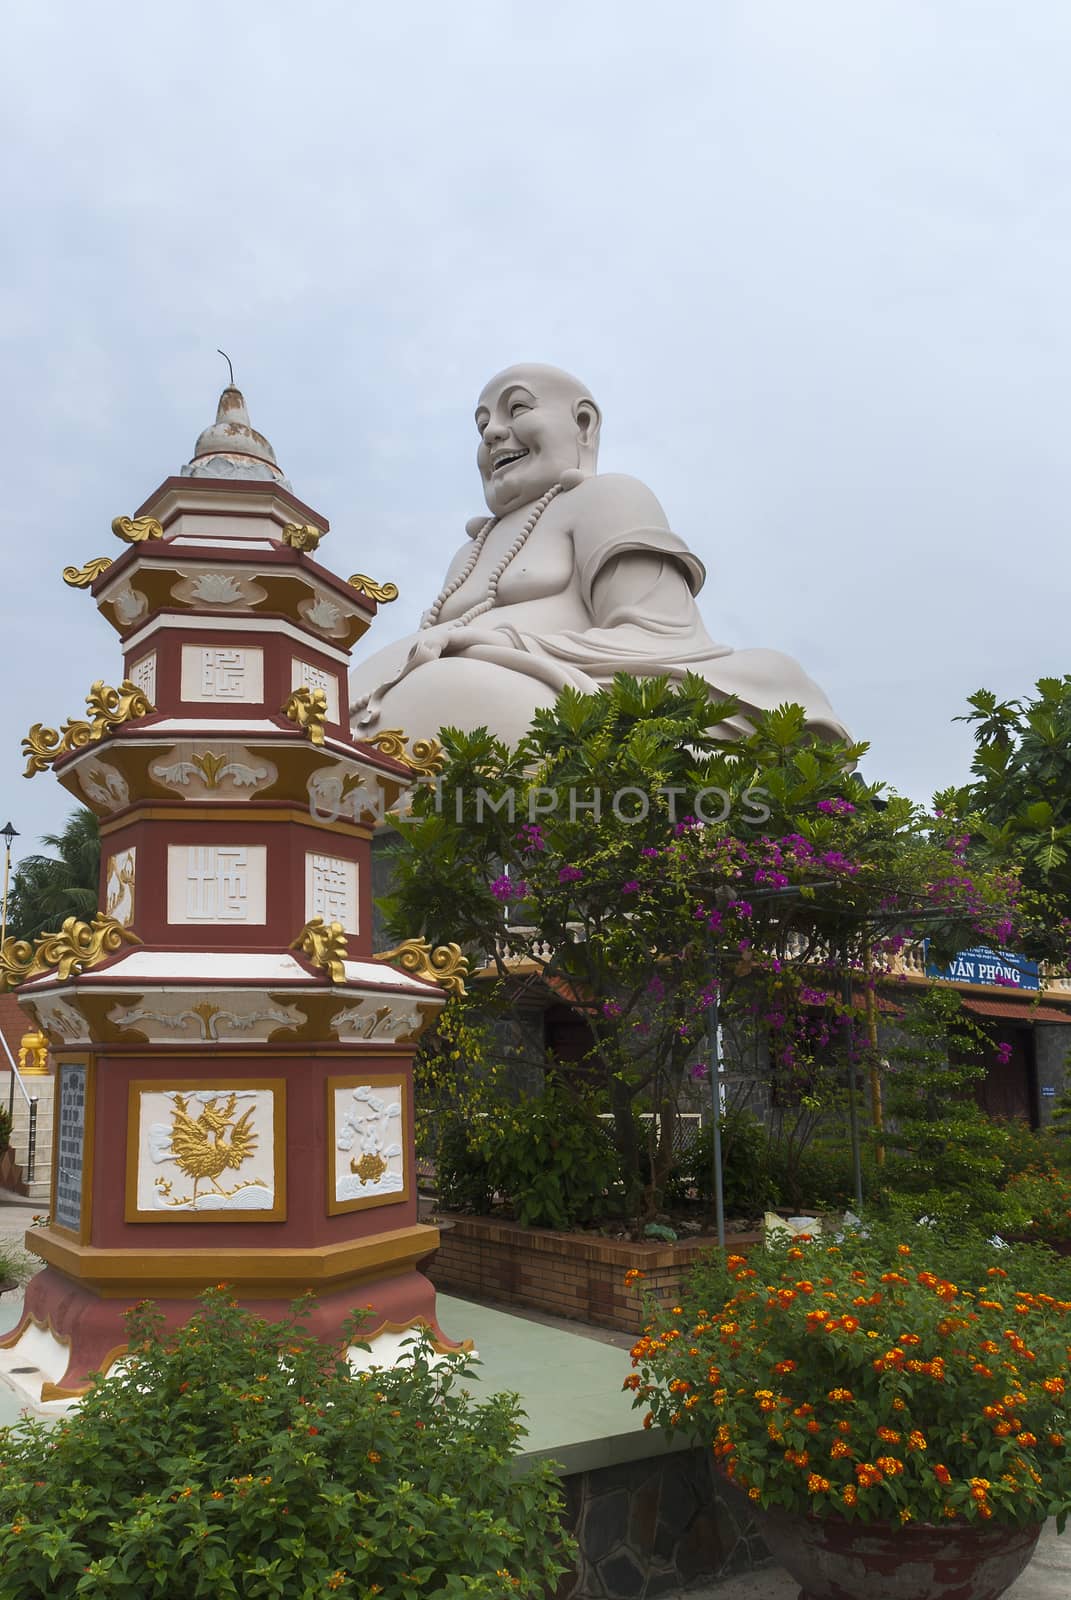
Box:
[6,808,101,943]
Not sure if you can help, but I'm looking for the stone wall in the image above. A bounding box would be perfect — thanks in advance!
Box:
[556,1447,768,1599]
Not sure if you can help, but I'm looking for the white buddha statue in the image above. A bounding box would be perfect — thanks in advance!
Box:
[350,364,847,746]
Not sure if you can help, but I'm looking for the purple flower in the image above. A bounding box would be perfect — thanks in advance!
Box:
[996,1041,1014,1065]
[728,899,753,918]
[641,847,661,860]
[689,1062,710,1082]
[602,999,622,1018]
[490,875,528,903]
[517,823,547,853]
[817,798,856,816]
[622,879,640,894]
[558,865,585,883]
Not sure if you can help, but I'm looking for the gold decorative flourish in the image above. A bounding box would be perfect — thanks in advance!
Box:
[291,916,348,983]
[22,679,155,778]
[366,728,445,778]
[283,686,329,745]
[21,726,66,777]
[281,522,324,553]
[375,937,468,998]
[0,914,140,992]
[351,1151,388,1185]
[165,1092,258,1208]
[62,556,113,589]
[85,680,154,738]
[191,751,227,789]
[347,574,399,603]
[111,515,164,545]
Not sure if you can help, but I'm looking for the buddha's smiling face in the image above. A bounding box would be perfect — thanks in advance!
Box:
[476,365,600,516]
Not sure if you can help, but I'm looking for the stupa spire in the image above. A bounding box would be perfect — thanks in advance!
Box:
[180,362,291,488]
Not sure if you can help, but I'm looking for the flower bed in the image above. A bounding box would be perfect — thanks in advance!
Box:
[427,1212,762,1334]
[628,1225,1071,1529]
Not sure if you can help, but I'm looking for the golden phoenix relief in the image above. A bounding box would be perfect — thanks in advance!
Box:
[131,1084,284,1219]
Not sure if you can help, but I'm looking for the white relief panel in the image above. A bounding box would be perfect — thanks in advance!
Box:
[331,996,425,1042]
[129,652,157,703]
[180,645,264,703]
[78,758,130,813]
[167,844,267,924]
[108,995,305,1043]
[291,659,339,722]
[105,847,136,926]
[133,1086,279,1215]
[333,1083,405,1205]
[305,852,358,934]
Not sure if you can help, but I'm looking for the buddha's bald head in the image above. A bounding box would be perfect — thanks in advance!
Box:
[476,363,602,515]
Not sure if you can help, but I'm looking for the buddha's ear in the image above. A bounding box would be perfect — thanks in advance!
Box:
[574,398,601,476]
[574,397,602,450]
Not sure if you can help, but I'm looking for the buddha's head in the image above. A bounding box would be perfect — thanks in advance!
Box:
[476,363,602,515]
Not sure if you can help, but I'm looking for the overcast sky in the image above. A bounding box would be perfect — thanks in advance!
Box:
[1,2,1068,865]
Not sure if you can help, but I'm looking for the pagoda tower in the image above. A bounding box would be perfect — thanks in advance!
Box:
[0,384,466,1406]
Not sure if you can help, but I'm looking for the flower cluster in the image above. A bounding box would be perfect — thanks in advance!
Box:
[627,1234,1071,1527]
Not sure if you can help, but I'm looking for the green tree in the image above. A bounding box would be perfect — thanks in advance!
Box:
[6,808,100,943]
[939,676,1071,963]
[383,675,1016,1224]
[875,986,1011,1227]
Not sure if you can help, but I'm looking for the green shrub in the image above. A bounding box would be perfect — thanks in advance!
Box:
[766,1135,871,1212]
[435,1118,497,1214]
[0,1106,10,1155]
[670,1110,777,1217]
[487,1085,622,1230]
[1000,1165,1071,1244]
[992,1117,1059,1180]
[0,1289,573,1600]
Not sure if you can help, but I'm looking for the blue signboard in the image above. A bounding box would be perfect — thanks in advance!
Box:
[924,943,1039,991]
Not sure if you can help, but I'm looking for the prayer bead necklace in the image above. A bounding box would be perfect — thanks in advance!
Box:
[423,482,564,630]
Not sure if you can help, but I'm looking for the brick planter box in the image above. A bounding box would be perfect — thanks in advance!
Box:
[426,1212,761,1334]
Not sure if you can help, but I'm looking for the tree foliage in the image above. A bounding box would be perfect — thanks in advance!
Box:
[939,676,1071,964]
[5,808,100,943]
[383,676,1017,1224]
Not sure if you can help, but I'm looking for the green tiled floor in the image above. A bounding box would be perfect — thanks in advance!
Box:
[437,1293,667,1472]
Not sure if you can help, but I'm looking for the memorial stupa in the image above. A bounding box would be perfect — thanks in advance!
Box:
[0,380,466,1406]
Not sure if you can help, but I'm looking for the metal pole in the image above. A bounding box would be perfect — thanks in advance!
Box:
[842,970,864,1211]
[707,962,725,1250]
[864,942,885,1165]
[27,1098,37,1184]
[1,839,11,1122]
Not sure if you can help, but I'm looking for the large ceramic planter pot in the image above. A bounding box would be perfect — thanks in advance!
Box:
[751,1500,1040,1600]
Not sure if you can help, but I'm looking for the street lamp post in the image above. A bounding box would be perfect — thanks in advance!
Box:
[0,820,17,956]
[1,821,18,1120]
